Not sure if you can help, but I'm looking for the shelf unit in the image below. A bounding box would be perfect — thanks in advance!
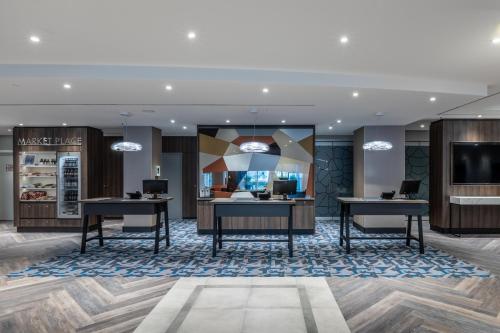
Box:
[13,126,103,231]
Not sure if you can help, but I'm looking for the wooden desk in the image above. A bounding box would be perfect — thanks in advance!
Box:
[80,197,172,254]
[211,198,296,257]
[337,197,428,254]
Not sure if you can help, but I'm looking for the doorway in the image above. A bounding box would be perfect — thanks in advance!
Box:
[161,153,183,219]
[0,154,14,221]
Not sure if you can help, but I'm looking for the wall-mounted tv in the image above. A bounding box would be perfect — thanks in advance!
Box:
[452,142,500,184]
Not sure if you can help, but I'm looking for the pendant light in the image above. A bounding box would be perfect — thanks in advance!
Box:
[362,141,393,151]
[111,112,143,152]
[239,109,270,153]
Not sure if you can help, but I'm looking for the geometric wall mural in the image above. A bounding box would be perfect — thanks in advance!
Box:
[315,145,353,217]
[199,126,314,197]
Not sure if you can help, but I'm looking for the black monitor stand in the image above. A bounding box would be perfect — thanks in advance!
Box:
[148,194,160,200]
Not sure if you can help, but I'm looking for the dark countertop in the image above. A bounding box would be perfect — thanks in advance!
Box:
[198,197,314,201]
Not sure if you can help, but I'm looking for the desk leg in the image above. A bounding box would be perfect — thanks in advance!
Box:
[288,205,293,257]
[345,207,351,254]
[212,208,217,257]
[154,210,161,254]
[417,215,424,254]
[217,217,223,249]
[339,204,344,247]
[164,203,170,247]
[97,215,104,246]
[80,214,89,254]
[458,205,462,237]
[406,215,412,247]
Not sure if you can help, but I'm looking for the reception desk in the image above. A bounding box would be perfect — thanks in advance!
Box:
[197,197,315,234]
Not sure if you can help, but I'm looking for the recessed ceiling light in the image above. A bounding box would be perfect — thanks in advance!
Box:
[420,124,425,128]
[29,35,41,43]
[62,122,67,126]
[375,112,384,116]
[288,140,293,143]
[182,125,187,130]
[429,96,437,102]
[170,119,176,124]
[225,119,231,123]
[336,119,342,124]
[477,114,483,118]
[262,87,269,94]
[281,120,286,124]
[328,125,333,130]
[352,91,359,98]
[340,35,349,44]
[187,31,197,40]
[165,85,173,91]
[19,123,24,126]
[492,37,500,45]
[7,128,12,132]
[63,83,71,89]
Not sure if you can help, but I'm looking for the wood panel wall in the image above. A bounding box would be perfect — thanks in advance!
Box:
[162,136,197,218]
[102,136,123,197]
[429,119,500,233]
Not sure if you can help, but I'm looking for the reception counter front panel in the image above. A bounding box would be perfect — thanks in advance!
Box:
[197,198,315,234]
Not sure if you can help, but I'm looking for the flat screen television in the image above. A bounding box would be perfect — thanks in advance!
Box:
[452,143,500,184]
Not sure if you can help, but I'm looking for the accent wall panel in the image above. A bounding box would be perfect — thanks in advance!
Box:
[198,126,315,197]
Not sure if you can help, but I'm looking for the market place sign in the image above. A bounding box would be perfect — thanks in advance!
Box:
[18,137,83,146]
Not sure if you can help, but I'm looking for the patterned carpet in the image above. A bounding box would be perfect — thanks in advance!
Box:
[8,220,490,278]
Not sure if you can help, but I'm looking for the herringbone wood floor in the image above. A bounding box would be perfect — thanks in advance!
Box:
[1,220,500,333]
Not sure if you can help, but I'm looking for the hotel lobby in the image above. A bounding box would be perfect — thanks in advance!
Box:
[1,1,500,332]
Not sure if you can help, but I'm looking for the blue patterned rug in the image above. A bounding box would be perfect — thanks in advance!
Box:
[8,220,490,278]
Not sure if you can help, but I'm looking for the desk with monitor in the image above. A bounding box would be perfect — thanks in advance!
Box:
[338,180,428,254]
[81,179,173,254]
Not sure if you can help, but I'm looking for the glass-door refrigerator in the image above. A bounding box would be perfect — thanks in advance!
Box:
[57,152,81,218]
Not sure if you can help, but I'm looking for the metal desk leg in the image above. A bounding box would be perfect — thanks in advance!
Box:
[339,203,344,246]
[80,214,89,254]
[154,210,161,254]
[458,204,462,237]
[212,207,217,257]
[217,217,223,249]
[97,215,104,246]
[164,203,170,247]
[288,205,293,257]
[417,215,424,254]
[406,215,412,247]
[345,206,351,254]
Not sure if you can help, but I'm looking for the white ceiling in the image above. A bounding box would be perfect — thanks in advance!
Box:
[1,0,499,135]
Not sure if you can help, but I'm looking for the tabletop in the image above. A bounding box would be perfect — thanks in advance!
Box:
[211,198,296,205]
[80,197,173,204]
[337,197,428,204]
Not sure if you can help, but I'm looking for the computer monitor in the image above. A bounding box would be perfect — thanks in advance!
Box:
[273,180,297,200]
[399,180,421,199]
[143,179,168,199]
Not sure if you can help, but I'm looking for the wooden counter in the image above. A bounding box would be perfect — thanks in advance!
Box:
[197,197,315,234]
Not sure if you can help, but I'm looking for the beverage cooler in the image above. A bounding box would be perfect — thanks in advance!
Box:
[57,152,82,218]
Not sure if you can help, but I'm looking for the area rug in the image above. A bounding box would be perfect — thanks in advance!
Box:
[8,220,490,278]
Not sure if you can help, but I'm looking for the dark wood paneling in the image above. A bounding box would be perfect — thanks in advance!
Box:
[163,136,197,218]
[102,136,123,197]
[182,152,197,218]
[162,136,197,153]
[430,119,500,232]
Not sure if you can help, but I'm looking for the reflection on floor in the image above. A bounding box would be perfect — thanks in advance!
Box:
[7,220,489,278]
[135,277,350,333]
[1,220,500,332]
